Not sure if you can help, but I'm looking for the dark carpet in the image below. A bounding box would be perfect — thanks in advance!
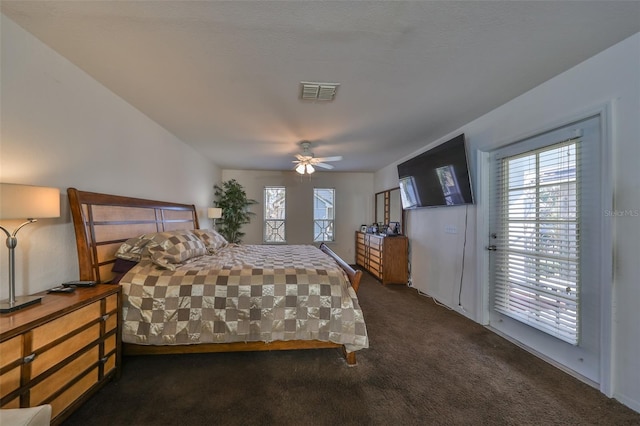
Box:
[63,272,640,426]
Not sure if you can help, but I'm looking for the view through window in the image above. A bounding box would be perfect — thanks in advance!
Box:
[264,186,286,243]
[313,188,335,242]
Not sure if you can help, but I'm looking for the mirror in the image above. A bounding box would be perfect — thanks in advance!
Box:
[374,187,403,234]
[389,189,401,223]
[375,192,386,225]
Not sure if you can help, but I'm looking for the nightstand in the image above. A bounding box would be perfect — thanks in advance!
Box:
[0,285,121,425]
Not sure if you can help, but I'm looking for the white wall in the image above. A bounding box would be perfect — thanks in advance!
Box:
[0,15,221,297]
[375,33,640,411]
[221,170,374,262]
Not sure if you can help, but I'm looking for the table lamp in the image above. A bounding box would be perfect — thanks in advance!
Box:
[0,183,60,313]
[207,207,222,226]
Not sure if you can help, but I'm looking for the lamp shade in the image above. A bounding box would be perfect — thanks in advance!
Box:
[296,163,315,175]
[207,207,223,219]
[0,183,60,219]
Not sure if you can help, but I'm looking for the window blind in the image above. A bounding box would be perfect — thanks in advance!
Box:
[492,138,581,344]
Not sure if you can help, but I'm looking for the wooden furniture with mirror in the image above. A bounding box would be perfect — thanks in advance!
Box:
[356,231,408,285]
[375,187,403,233]
[0,285,121,425]
[358,187,408,285]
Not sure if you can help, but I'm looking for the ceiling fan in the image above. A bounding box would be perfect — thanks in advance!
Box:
[292,141,342,175]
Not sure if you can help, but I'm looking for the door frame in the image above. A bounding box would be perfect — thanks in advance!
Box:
[475,102,614,395]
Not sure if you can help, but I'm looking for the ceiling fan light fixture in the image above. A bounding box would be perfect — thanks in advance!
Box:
[295,162,316,175]
[293,140,340,175]
[295,162,315,175]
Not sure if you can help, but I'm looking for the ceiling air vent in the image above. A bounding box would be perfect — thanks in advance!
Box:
[300,82,340,101]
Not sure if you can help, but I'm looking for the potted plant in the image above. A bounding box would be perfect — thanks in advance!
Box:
[213,179,257,243]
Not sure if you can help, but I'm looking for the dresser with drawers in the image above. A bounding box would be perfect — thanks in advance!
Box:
[355,231,408,285]
[0,285,121,425]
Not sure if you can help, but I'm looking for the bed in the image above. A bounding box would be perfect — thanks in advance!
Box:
[67,188,368,365]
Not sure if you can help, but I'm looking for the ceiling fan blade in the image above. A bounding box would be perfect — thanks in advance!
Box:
[295,154,306,161]
[315,162,335,170]
[313,156,343,162]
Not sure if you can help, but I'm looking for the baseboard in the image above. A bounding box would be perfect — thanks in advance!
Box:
[487,325,640,415]
[613,393,640,414]
[486,326,598,388]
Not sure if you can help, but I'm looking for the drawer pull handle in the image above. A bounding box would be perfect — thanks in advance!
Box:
[23,353,37,364]
[101,314,110,321]
[100,356,109,364]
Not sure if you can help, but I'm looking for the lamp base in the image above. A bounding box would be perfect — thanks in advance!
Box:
[0,295,42,313]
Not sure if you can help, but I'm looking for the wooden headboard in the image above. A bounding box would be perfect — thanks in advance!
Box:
[68,188,199,283]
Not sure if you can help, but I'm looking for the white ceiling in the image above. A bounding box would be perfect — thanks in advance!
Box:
[3,1,639,172]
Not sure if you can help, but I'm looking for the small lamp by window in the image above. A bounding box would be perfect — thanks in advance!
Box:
[0,183,60,313]
[207,207,222,226]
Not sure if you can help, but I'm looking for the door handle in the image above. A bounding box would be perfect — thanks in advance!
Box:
[486,245,497,251]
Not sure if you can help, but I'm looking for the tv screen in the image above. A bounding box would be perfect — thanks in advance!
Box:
[397,134,474,209]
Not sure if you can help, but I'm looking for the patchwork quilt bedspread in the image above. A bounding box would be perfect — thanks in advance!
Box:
[119,244,369,352]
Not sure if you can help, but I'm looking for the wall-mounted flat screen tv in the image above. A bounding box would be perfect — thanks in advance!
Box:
[397,134,474,209]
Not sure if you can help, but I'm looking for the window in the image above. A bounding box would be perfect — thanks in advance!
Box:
[264,186,285,243]
[493,139,580,344]
[313,188,335,242]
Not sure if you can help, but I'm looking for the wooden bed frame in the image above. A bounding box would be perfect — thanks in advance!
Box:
[67,188,363,365]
